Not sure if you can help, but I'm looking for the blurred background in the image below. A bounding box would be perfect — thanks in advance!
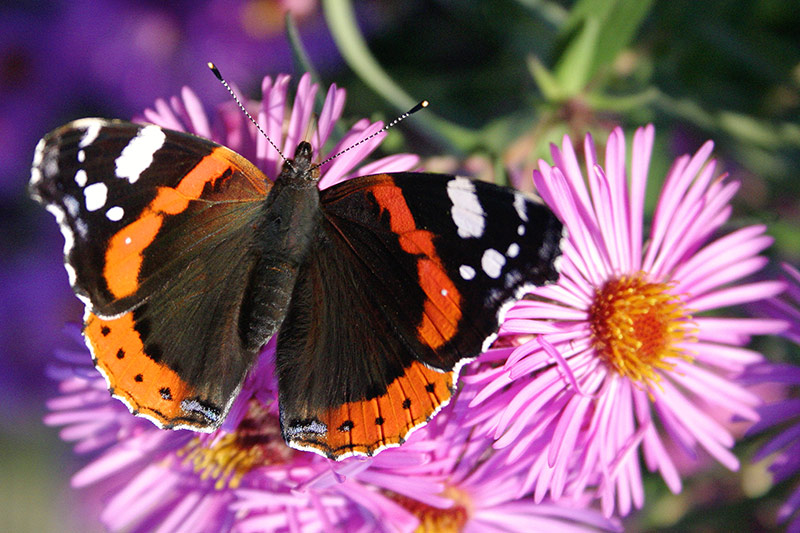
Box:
[2,0,798,531]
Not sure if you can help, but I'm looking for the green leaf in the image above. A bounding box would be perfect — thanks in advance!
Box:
[592,0,654,71]
[554,0,654,93]
[322,0,415,109]
[584,86,659,111]
[527,55,564,101]
[553,16,601,97]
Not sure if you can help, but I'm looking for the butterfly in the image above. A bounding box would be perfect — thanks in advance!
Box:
[29,114,563,460]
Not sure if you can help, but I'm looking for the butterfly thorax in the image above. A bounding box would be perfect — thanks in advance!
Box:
[239,142,322,352]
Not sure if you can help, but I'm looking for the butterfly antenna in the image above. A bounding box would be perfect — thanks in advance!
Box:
[312,100,429,170]
[207,62,292,167]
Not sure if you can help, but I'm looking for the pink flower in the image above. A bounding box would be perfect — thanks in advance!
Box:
[467,125,785,516]
[48,330,619,532]
[139,72,418,190]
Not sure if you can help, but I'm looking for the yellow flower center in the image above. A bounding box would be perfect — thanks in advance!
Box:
[388,487,471,533]
[588,274,694,385]
[177,399,296,490]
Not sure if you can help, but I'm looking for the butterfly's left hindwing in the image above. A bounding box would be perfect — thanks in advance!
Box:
[31,119,271,431]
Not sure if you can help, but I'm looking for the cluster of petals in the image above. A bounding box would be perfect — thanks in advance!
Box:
[465,125,785,516]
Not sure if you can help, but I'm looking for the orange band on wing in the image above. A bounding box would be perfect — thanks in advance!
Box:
[371,181,462,349]
[417,259,460,346]
[105,213,163,298]
[290,361,454,459]
[103,148,233,299]
[85,312,197,426]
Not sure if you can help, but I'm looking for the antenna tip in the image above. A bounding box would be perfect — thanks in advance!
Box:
[409,100,429,114]
[208,62,223,81]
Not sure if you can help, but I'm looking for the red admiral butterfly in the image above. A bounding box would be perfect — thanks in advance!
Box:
[30,85,563,460]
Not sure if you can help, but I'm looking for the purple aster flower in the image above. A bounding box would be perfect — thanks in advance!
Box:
[2,0,335,190]
[467,125,785,516]
[745,263,800,531]
[44,71,420,532]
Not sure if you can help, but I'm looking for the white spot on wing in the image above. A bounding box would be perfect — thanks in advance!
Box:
[459,264,476,280]
[481,248,505,279]
[64,263,77,286]
[75,219,88,239]
[32,138,45,167]
[517,224,525,236]
[77,150,86,163]
[514,193,528,222]
[30,138,46,187]
[63,195,80,218]
[447,176,485,238]
[43,151,59,179]
[30,168,42,190]
[106,206,124,221]
[115,125,166,183]
[125,236,132,245]
[45,204,75,258]
[441,289,448,296]
[84,182,107,211]
[74,169,88,187]
[180,399,222,425]
[79,122,102,148]
[504,269,523,289]
[506,243,520,258]
[284,419,327,437]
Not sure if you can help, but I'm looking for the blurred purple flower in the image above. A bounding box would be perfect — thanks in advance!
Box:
[745,263,800,532]
[466,125,785,516]
[2,0,333,190]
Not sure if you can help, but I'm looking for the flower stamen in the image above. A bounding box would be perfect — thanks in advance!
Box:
[589,274,694,385]
[177,399,295,490]
[387,487,471,533]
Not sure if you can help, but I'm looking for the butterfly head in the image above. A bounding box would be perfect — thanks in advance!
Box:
[293,141,314,167]
[279,141,319,183]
